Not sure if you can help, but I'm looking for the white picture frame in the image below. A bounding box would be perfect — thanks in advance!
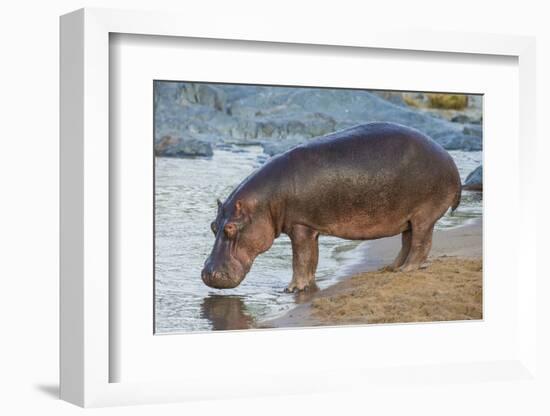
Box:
[60,8,538,408]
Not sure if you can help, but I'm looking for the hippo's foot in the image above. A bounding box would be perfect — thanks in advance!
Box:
[284,281,313,293]
[398,265,418,273]
[398,261,430,273]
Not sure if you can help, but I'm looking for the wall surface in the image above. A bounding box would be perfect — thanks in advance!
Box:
[0,0,548,414]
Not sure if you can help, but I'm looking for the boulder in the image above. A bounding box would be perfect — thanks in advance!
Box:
[463,165,482,191]
[155,135,213,158]
[178,83,227,112]
[463,124,483,138]
[438,132,482,151]
[451,114,481,124]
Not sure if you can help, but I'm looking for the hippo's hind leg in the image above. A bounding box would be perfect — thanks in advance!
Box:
[285,224,319,293]
[388,228,412,271]
[399,221,435,272]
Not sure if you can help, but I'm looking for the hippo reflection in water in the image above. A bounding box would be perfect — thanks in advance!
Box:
[201,122,461,292]
[200,295,254,330]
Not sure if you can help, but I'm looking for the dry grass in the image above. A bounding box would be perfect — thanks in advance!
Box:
[311,257,482,325]
[402,94,422,108]
[426,94,469,110]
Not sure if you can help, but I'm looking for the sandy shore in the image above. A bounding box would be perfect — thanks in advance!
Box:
[259,218,482,328]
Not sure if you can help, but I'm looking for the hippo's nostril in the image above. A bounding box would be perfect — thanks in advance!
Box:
[201,268,227,286]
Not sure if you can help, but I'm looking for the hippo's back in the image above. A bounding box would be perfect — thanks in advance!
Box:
[299,122,448,164]
[281,122,461,238]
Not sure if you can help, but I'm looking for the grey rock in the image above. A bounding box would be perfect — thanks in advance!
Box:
[371,91,407,106]
[468,95,483,110]
[253,112,337,140]
[179,83,227,112]
[463,165,482,191]
[261,138,302,156]
[279,88,467,144]
[437,132,482,151]
[463,124,483,138]
[155,135,213,158]
[154,82,484,156]
[451,114,481,124]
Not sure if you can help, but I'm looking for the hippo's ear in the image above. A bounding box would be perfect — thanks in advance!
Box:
[216,199,222,210]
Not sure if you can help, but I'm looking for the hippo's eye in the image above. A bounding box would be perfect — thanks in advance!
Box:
[210,222,218,235]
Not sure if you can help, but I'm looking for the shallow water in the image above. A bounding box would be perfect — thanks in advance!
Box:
[155,146,482,333]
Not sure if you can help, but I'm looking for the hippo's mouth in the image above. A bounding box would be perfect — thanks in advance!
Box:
[201,269,244,289]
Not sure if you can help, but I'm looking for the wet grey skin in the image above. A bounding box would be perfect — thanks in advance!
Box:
[201,122,461,293]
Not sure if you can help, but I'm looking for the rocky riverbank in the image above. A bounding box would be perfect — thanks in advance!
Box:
[155,83,481,152]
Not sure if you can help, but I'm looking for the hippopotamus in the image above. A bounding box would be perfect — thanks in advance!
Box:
[201,122,461,292]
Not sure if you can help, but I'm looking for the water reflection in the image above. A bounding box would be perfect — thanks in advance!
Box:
[200,295,255,330]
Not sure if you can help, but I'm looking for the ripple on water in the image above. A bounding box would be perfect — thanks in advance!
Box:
[155,146,482,333]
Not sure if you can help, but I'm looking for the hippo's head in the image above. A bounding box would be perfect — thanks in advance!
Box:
[201,198,275,289]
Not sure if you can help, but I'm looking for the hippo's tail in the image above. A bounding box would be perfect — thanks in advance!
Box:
[451,186,462,214]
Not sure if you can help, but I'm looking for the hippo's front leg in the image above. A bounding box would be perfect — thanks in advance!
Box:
[285,224,319,293]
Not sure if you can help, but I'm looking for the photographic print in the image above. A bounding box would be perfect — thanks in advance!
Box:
[154,82,482,333]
